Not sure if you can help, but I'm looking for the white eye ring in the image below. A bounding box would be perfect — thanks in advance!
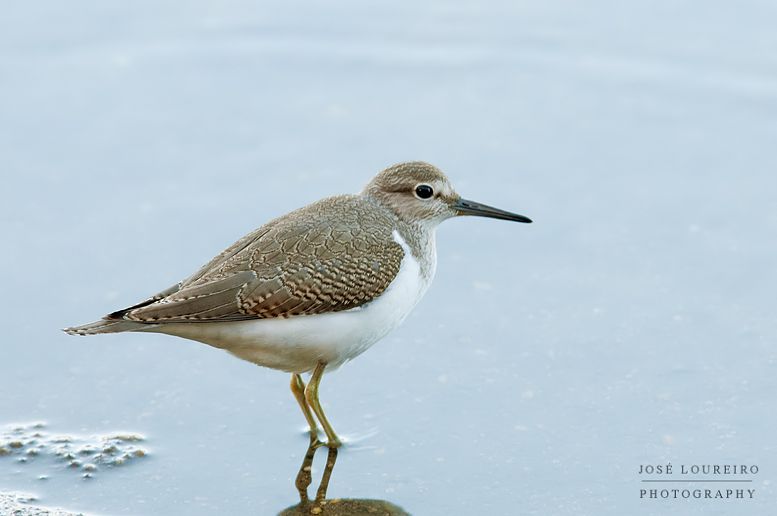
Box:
[414,184,434,199]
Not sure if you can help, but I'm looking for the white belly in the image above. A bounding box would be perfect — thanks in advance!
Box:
[155,231,432,373]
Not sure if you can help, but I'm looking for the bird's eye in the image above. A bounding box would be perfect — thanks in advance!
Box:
[415,184,434,199]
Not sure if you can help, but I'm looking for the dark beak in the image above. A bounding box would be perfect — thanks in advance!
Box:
[453,198,532,223]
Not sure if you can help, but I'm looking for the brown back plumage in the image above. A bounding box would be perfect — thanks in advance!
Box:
[119,195,405,323]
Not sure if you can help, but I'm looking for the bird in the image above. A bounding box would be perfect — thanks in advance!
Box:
[64,161,531,448]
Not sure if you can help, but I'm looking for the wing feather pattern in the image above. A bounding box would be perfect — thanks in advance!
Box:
[119,196,405,324]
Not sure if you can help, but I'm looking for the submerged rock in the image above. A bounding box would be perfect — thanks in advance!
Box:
[280,498,410,516]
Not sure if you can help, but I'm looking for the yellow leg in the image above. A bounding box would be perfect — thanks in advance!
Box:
[305,362,342,448]
[290,373,320,443]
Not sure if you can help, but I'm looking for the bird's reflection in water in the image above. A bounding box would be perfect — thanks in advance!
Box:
[279,439,409,515]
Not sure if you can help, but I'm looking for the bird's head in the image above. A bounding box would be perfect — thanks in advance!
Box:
[362,161,532,228]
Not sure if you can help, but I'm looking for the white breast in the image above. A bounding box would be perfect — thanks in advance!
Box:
[156,231,434,373]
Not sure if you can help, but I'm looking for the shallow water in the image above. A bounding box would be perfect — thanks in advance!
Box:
[2,1,776,514]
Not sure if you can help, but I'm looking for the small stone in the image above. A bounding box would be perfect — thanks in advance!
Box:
[112,434,143,442]
[1,422,152,480]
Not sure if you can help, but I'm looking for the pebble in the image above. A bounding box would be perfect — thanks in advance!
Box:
[0,422,150,480]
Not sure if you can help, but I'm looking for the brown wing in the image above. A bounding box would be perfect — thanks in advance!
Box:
[121,195,405,323]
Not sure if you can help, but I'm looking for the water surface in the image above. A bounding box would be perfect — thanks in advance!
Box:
[1,1,776,514]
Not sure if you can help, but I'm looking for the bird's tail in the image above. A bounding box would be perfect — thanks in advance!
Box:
[63,318,157,336]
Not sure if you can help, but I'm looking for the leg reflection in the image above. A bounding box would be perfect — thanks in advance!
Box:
[294,437,318,503]
[281,439,409,515]
[294,438,338,505]
[315,446,338,503]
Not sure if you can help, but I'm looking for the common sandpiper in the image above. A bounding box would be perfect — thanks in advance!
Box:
[65,161,532,448]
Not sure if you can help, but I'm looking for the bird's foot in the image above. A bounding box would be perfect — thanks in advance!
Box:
[310,437,341,449]
[324,436,342,449]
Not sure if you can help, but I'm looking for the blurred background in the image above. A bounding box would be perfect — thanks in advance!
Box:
[1,1,775,514]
